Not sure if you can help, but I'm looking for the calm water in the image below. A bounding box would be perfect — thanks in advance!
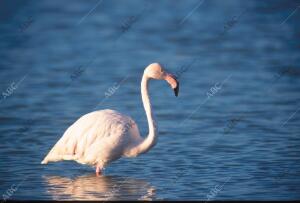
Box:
[0,0,300,200]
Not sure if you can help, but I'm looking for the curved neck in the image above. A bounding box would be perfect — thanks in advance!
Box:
[135,73,157,155]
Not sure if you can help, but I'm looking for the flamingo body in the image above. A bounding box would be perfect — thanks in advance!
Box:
[42,110,142,169]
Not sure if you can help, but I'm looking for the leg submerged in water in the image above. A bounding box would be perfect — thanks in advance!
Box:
[96,165,102,176]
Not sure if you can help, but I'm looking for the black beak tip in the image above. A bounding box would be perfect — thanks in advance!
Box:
[173,84,179,97]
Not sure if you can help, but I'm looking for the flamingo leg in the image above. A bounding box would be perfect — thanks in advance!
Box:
[95,166,102,176]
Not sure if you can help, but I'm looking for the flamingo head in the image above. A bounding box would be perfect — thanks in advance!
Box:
[145,63,180,97]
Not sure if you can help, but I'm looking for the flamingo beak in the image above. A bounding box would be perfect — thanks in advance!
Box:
[165,73,180,97]
[174,82,179,97]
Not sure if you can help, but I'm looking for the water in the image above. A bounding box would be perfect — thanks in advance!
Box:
[0,0,300,200]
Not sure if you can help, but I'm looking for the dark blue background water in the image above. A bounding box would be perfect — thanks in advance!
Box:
[0,0,300,200]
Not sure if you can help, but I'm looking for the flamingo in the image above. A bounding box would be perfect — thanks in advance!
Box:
[41,63,179,175]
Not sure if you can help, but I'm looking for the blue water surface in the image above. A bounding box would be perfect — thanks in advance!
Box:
[0,0,299,200]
